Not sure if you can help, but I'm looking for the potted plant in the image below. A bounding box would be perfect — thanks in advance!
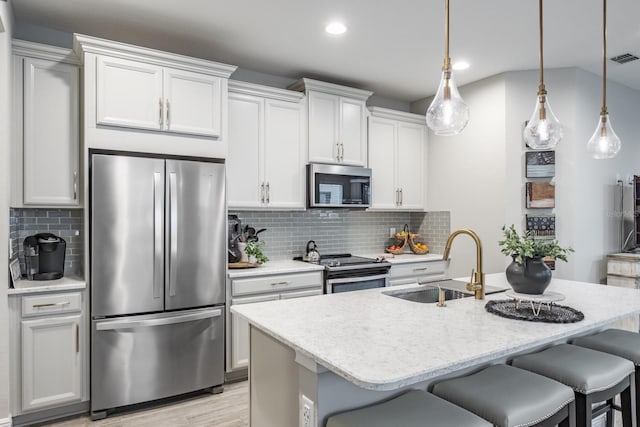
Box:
[244,240,269,265]
[498,225,574,294]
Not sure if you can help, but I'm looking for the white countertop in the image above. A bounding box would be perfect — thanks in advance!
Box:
[9,275,86,295]
[227,259,325,279]
[232,273,640,391]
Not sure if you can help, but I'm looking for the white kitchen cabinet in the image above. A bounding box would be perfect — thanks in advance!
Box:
[227,81,306,209]
[9,289,88,417]
[97,56,223,137]
[388,260,448,286]
[368,107,427,211]
[226,270,323,372]
[289,78,372,166]
[11,41,80,207]
[74,34,236,159]
[21,315,82,411]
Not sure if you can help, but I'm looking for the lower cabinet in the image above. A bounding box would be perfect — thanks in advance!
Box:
[227,271,323,372]
[388,260,448,286]
[9,289,87,416]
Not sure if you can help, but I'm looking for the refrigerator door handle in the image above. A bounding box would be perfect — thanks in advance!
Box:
[153,172,163,299]
[95,308,222,331]
[168,172,178,297]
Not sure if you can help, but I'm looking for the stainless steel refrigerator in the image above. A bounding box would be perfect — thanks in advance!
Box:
[90,152,226,418]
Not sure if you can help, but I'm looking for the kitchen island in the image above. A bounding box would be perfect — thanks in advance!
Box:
[232,273,640,426]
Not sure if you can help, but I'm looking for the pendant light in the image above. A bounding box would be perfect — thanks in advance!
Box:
[426,0,469,136]
[523,0,563,150]
[587,0,621,159]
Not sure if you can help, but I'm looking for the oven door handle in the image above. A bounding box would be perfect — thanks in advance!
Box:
[326,273,389,285]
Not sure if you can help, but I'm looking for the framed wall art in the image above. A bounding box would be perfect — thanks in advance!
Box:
[526,151,555,178]
[526,182,555,208]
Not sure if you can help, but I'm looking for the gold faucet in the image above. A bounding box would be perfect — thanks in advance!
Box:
[442,229,485,300]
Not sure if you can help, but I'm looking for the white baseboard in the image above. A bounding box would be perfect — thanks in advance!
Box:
[0,416,12,427]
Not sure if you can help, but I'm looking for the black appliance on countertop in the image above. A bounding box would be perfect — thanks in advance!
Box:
[23,233,66,280]
[294,253,391,293]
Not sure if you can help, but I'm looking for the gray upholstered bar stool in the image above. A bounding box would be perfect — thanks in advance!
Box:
[431,364,576,426]
[325,389,491,427]
[572,329,640,426]
[512,343,636,427]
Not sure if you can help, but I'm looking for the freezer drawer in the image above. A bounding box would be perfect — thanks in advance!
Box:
[91,307,224,412]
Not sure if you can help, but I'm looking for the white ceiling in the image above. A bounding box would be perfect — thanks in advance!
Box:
[11,0,640,103]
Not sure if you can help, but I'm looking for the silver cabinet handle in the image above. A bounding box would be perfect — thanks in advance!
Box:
[413,267,428,272]
[168,172,178,297]
[96,308,222,331]
[73,171,78,200]
[339,143,344,161]
[159,98,163,126]
[271,281,290,286]
[396,189,400,206]
[75,323,79,353]
[165,98,170,127]
[266,182,270,204]
[400,188,403,206]
[153,172,163,299]
[261,182,265,204]
[32,301,69,308]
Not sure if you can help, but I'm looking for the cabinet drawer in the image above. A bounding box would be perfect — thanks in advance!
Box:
[22,292,82,318]
[389,261,448,281]
[232,272,322,297]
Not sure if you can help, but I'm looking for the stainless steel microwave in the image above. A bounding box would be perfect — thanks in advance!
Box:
[308,163,371,208]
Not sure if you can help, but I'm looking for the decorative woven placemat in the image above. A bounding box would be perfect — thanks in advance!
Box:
[485,299,584,323]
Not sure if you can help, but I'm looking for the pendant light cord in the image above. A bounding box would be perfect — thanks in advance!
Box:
[443,0,451,70]
[602,0,608,115]
[537,0,546,95]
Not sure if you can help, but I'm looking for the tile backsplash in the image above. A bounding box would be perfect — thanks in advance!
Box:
[230,210,450,261]
[10,208,84,277]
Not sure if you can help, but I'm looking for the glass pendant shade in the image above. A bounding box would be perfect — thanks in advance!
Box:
[523,94,563,149]
[426,69,469,135]
[587,113,621,159]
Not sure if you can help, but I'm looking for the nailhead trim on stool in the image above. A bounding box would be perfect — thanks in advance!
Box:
[512,343,636,427]
[432,364,575,427]
[325,389,491,427]
[572,329,640,427]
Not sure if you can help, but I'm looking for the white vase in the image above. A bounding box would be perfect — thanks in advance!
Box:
[237,242,249,262]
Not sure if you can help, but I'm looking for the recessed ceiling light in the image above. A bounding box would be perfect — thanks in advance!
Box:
[325,22,347,35]
[452,61,470,70]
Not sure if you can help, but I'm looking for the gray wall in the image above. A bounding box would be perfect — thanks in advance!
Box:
[230,210,449,261]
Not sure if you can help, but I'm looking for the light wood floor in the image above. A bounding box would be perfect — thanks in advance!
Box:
[41,381,249,427]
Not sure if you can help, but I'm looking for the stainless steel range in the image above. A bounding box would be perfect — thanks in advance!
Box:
[295,254,391,293]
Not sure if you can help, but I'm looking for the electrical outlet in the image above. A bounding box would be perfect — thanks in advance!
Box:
[300,394,315,427]
[389,227,396,238]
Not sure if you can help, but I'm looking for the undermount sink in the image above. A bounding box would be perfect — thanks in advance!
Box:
[383,280,507,304]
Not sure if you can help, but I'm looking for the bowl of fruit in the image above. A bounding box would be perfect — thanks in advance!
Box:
[409,237,429,254]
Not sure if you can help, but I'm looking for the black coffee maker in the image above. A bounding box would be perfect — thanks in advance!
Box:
[23,233,66,280]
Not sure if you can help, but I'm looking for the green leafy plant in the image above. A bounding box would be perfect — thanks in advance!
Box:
[244,240,269,264]
[498,224,574,265]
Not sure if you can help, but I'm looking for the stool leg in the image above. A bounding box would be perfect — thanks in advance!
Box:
[635,367,640,427]
[620,375,634,427]
[576,393,593,427]
[605,398,614,427]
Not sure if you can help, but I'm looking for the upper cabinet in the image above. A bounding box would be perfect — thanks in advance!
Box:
[74,34,237,159]
[368,107,427,211]
[11,41,80,208]
[289,78,372,167]
[96,57,223,137]
[227,81,306,210]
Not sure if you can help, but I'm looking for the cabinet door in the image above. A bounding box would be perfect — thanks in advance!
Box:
[21,315,82,411]
[308,91,339,164]
[264,98,305,209]
[163,67,222,137]
[230,294,279,370]
[227,93,264,209]
[340,97,367,166]
[96,56,163,130]
[397,122,426,210]
[368,117,398,209]
[23,58,79,206]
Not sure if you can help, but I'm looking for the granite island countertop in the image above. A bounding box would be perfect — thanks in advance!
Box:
[232,273,640,391]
